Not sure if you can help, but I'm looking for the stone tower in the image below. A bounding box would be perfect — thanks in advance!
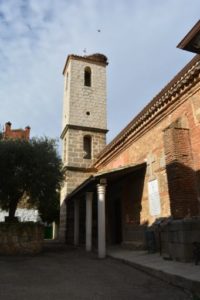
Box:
[59,53,108,240]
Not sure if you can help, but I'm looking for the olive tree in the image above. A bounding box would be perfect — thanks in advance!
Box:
[0,137,64,222]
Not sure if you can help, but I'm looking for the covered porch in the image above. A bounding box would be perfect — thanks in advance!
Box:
[65,162,147,258]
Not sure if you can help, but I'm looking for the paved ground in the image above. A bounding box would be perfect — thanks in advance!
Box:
[0,247,193,300]
[108,247,200,296]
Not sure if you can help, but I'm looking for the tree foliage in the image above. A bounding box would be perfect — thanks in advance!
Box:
[0,137,64,222]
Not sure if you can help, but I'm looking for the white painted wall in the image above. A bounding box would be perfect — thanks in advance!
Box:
[0,209,40,222]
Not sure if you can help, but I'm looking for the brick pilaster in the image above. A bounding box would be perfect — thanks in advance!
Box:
[163,125,198,218]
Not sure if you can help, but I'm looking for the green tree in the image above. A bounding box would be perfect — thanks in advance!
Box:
[0,137,64,222]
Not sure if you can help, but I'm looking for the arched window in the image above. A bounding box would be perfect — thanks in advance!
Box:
[84,67,91,87]
[83,135,92,159]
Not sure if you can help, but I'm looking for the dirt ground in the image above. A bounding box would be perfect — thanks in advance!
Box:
[0,247,192,300]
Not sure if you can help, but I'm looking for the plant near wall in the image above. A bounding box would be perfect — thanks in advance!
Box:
[0,137,64,222]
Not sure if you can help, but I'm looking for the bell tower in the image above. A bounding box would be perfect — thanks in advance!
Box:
[59,53,108,240]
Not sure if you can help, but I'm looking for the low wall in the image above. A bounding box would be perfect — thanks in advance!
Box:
[0,222,44,255]
[155,218,200,262]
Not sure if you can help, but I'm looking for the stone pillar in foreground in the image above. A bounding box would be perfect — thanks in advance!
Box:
[97,182,106,258]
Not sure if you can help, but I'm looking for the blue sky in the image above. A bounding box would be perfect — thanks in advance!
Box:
[0,0,199,150]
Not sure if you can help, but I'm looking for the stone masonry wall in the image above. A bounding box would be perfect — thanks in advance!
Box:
[64,128,106,167]
[63,59,107,130]
[60,54,108,241]
[0,223,44,254]
[60,129,106,241]
[157,218,200,262]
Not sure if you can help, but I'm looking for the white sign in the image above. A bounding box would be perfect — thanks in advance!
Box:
[148,179,161,216]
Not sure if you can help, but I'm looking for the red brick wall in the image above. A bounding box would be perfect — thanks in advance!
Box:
[96,82,200,224]
[164,126,198,218]
[3,122,30,140]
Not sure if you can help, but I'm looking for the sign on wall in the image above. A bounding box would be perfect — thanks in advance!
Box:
[148,179,161,216]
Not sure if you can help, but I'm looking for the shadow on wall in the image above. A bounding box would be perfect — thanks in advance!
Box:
[146,158,200,262]
[166,161,199,218]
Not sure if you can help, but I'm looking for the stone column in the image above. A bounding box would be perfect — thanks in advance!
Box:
[86,192,93,252]
[52,222,59,240]
[74,199,79,246]
[97,182,106,258]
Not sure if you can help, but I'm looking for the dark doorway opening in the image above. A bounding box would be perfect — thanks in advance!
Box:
[111,198,122,244]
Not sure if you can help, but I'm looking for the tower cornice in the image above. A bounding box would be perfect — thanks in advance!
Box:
[62,53,108,75]
[60,124,108,139]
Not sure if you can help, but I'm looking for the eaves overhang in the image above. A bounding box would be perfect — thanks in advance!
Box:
[177,20,200,54]
[65,162,146,202]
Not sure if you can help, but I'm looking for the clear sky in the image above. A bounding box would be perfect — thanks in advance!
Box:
[0,0,199,151]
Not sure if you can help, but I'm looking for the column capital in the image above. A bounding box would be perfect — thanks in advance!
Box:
[97,183,106,195]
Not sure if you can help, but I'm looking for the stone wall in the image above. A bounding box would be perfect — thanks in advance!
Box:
[60,54,108,241]
[64,128,106,167]
[155,218,200,262]
[62,59,107,130]
[0,223,44,254]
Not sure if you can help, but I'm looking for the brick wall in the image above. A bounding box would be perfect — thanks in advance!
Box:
[164,124,198,218]
[95,82,200,225]
[3,122,30,140]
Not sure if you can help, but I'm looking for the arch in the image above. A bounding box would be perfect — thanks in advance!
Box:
[84,67,91,87]
[83,135,92,159]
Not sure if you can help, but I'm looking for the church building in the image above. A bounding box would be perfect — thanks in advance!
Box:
[60,21,200,260]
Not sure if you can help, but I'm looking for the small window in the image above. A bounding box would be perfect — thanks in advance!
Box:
[84,67,91,87]
[83,135,92,159]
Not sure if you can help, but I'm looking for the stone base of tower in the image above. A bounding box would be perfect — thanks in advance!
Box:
[59,170,92,242]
